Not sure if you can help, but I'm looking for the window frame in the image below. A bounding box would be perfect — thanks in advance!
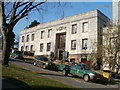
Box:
[82,22,88,33]
[40,43,44,52]
[71,40,76,50]
[72,24,77,34]
[82,38,88,49]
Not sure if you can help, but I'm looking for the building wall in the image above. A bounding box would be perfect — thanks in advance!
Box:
[113,0,120,25]
[19,10,109,63]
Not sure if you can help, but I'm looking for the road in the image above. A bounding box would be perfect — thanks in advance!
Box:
[10,59,119,90]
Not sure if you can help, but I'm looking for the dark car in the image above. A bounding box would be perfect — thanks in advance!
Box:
[10,49,23,59]
[33,56,56,69]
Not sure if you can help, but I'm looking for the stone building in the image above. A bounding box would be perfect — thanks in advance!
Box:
[19,10,110,63]
[113,0,120,25]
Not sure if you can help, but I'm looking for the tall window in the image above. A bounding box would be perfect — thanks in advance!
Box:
[40,43,43,52]
[72,24,77,34]
[48,29,52,38]
[47,43,51,51]
[30,45,34,52]
[71,40,76,50]
[26,46,29,51]
[21,46,24,51]
[82,39,88,49]
[26,35,29,42]
[41,31,44,39]
[22,36,24,42]
[31,34,34,41]
[83,22,88,32]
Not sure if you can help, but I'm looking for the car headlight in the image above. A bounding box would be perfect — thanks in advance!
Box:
[45,63,49,65]
[89,73,95,76]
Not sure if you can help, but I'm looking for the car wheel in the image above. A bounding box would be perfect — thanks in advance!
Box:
[83,75,90,82]
[63,70,68,76]
[33,62,37,66]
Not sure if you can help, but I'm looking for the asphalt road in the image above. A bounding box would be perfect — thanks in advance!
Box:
[10,59,119,90]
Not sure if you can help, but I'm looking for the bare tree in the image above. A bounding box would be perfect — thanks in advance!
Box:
[1,0,67,66]
[102,24,120,73]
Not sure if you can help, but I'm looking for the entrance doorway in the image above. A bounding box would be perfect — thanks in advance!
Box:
[55,33,66,60]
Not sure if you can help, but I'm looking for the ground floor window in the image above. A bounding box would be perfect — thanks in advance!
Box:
[40,43,43,52]
[81,58,87,63]
[47,43,51,51]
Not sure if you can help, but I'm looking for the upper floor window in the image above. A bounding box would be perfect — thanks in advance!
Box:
[72,24,77,34]
[83,22,88,32]
[82,39,88,49]
[26,35,29,42]
[47,43,51,51]
[22,36,24,42]
[71,40,76,50]
[41,31,45,39]
[31,34,34,41]
[48,29,52,38]
[40,43,43,52]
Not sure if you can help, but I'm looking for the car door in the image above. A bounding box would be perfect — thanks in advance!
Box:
[70,63,78,75]
[76,65,85,77]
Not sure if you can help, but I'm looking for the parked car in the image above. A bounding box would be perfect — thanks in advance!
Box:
[10,49,23,59]
[59,63,102,82]
[33,56,56,69]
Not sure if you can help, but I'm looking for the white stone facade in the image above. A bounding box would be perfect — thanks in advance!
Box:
[19,10,109,63]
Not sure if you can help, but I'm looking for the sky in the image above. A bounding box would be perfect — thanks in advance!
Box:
[13,2,112,37]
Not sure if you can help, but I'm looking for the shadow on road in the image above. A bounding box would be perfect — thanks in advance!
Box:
[10,58,34,64]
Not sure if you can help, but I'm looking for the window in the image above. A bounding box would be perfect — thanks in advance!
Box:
[26,35,29,42]
[40,43,43,52]
[26,46,29,51]
[21,46,24,51]
[82,39,88,49]
[72,24,77,34]
[71,40,76,50]
[31,34,34,41]
[41,31,45,39]
[83,22,88,32]
[22,36,24,42]
[30,45,34,52]
[47,43,51,51]
[48,29,52,38]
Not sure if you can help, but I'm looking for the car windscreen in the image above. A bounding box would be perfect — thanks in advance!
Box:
[43,57,49,61]
[16,51,22,54]
[82,65,89,70]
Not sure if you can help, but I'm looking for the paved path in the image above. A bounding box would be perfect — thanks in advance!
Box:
[10,59,119,90]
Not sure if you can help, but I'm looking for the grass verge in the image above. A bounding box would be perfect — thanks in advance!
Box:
[2,63,77,89]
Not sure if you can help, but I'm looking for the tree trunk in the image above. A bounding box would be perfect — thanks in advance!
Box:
[1,25,14,66]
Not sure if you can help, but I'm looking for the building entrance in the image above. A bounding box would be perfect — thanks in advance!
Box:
[55,33,66,60]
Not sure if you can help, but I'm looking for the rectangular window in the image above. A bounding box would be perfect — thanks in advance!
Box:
[47,43,51,51]
[48,29,52,38]
[71,40,76,50]
[41,31,45,39]
[22,36,24,42]
[40,43,43,52]
[83,22,88,32]
[26,35,29,42]
[82,39,88,49]
[31,34,34,41]
[72,24,77,34]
